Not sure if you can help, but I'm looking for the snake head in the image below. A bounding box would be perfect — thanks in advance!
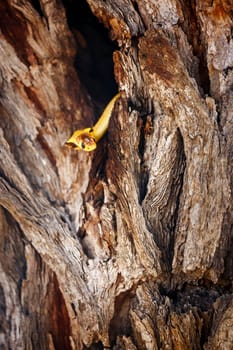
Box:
[65,128,97,151]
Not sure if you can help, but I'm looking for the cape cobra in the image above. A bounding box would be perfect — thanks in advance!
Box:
[66,93,120,151]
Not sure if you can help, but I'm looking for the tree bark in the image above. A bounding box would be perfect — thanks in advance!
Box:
[0,0,232,349]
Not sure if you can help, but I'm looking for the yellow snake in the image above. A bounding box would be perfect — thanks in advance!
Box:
[66,93,120,151]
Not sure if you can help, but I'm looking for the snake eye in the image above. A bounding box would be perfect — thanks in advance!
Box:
[81,142,86,149]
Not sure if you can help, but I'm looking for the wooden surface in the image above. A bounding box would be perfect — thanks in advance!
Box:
[0,0,232,349]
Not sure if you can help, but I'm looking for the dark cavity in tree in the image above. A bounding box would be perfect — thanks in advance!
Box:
[63,0,118,114]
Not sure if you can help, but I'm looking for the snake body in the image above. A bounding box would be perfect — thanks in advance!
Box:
[66,93,120,151]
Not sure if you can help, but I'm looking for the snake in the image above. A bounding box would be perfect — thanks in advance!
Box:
[66,93,120,151]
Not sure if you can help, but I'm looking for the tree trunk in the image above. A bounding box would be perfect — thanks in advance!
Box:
[0,0,232,349]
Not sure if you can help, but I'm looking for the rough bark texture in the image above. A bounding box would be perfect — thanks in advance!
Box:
[0,0,232,349]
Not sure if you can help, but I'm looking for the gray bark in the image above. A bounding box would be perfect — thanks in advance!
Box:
[0,0,232,349]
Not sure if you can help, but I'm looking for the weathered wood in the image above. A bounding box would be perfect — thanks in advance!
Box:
[0,0,232,349]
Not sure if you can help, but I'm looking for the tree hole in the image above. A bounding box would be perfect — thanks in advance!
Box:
[63,0,118,114]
